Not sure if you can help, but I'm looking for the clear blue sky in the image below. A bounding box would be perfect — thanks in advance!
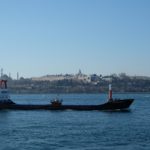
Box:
[0,0,150,78]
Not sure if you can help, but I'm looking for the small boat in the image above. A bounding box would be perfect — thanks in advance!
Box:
[0,80,134,111]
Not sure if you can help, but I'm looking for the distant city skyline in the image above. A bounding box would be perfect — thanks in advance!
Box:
[1,67,150,80]
[0,0,150,78]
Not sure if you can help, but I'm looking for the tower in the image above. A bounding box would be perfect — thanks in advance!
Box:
[9,73,11,79]
[17,72,19,80]
[78,69,82,76]
[1,68,3,79]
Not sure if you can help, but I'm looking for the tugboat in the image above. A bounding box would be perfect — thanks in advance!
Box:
[0,80,134,111]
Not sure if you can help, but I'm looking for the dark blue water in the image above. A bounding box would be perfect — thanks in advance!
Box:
[0,94,150,150]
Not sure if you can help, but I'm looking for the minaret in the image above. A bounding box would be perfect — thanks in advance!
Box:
[78,69,82,76]
[1,68,3,79]
[17,72,19,80]
[9,73,11,79]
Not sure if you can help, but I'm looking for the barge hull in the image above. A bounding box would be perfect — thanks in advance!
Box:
[0,99,134,111]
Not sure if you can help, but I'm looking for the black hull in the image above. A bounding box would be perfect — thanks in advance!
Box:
[0,99,134,111]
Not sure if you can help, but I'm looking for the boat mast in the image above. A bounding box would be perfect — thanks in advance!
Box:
[0,80,7,89]
[108,84,113,101]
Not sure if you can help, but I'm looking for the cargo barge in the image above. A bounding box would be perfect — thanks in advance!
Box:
[0,80,134,111]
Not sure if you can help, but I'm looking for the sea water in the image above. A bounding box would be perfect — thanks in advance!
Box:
[0,94,150,150]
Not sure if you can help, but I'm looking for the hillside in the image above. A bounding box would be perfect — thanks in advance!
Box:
[2,73,150,93]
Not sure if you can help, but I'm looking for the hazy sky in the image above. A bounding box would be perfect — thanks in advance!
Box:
[0,0,150,78]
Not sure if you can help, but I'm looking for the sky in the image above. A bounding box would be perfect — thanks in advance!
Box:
[0,0,150,78]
